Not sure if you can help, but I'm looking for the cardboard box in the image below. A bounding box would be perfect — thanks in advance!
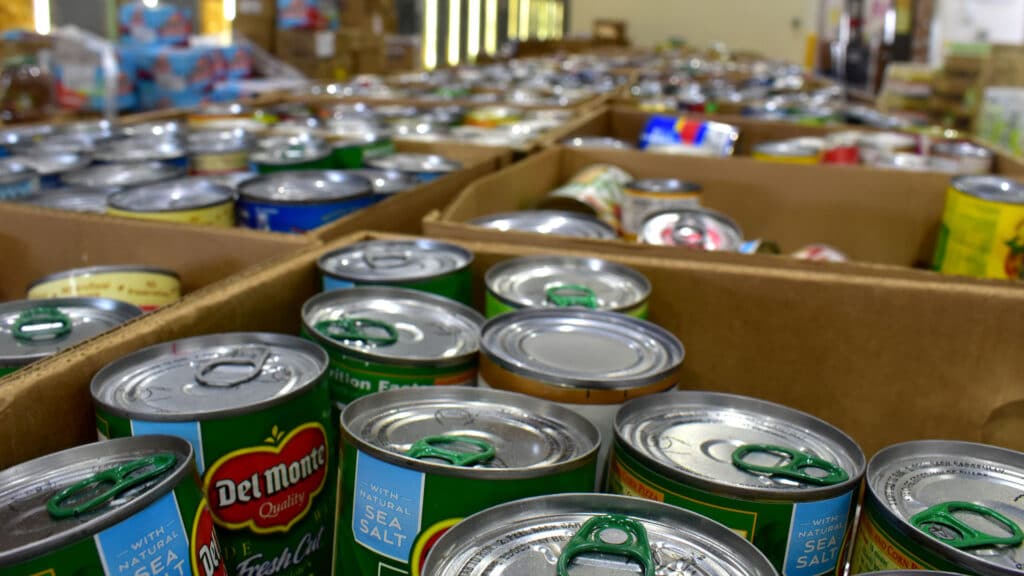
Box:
[274,28,338,62]
[233,0,276,53]
[4,230,1021,470]
[354,40,386,74]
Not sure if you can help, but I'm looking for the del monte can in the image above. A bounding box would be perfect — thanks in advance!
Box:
[335,387,600,576]
[90,332,335,576]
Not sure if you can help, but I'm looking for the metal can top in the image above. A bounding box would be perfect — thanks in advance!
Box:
[302,286,483,366]
[16,133,97,155]
[423,493,777,576]
[91,332,328,421]
[626,178,702,195]
[486,255,650,314]
[470,210,618,239]
[616,391,865,499]
[116,120,182,138]
[28,265,179,292]
[186,128,252,154]
[0,298,142,367]
[0,124,53,147]
[858,131,917,150]
[345,169,419,195]
[61,161,185,191]
[866,440,1024,573]
[0,158,37,184]
[932,140,994,160]
[108,177,235,213]
[12,150,91,176]
[639,208,744,250]
[0,435,194,567]
[953,175,1024,205]
[239,170,372,205]
[562,136,636,149]
[59,119,113,140]
[480,308,683,390]
[21,187,110,214]
[753,140,820,158]
[250,134,331,166]
[341,387,599,478]
[365,153,462,174]
[318,239,472,283]
[93,135,186,163]
[870,153,960,174]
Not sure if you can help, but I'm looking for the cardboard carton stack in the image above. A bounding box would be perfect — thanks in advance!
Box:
[234,0,277,53]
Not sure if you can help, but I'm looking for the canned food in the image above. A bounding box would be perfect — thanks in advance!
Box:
[335,387,600,576]
[20,186,110,213]
[188,101,252,127]
[0,124,53,156]
[423,493,778,576]
[640,207,744,250]
[0,297,141,376]
[59,119,114,143]
[485,255,651,318]
[610,391,866,576]
[639,116,740,156]
[561,136,635,149]
[538,164,633,232]
[251,135,334,174]
[858,573,963,576]
[11,150,91,188]
[94,135,189,169]
[237,171,374,233]
[318,239,472,304]
[27,265,181,311]
[792,244,849,262]
[753,140,821,164]
[108,177,236,227]
[858,131,918,165]
[329,133,396,169]
[16,132,96,155]
[934,175,1024,279]
[346,168,419,197]
[823,131,862,164]
[931,140,994,175]
[0,158,40,200]
[187,128,252,175]
[741,238,784,254]
[479,308,684,479]
[117,119,183,138]
[470,210,618,239]
[365,153,461,182]
[869,152,960,173]
[301,286,484,405]
[465,105,523,127]
[90,332,335,576]
[622,178,702,240]
[0,435,226,575]
[62,160,185,192]
[389,116,446,140]
[850,440,1024,575]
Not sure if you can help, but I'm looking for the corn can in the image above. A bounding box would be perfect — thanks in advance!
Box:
[934,175,1024,279]
[108,177,236,227]
[27,265,181,311]
[753,140,821,165]
[622,178,702,240]
[335,387,600,576]
[91,332,335,576]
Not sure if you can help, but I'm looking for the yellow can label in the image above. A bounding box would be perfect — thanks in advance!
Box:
[192,151,249,175]
[752,152,820,165]
[850,509,928,571]
[108,201,235,228]
[28,271,180,311]
[934,185,1024,279]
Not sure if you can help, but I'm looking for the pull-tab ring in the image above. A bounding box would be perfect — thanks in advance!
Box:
[363,250,412,269]
[672,220,707,248]
[13,307,72,342]
[557,515,654,576]
[406,435,495,467]
[315,318,399,346]
[545,284,598,309]
[47,453,177,519]
[194,347,270,388]
[911,501,1024,549]
[731,444,849,486]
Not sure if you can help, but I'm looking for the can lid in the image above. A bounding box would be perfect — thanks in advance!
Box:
[0,124,53,147]
[11,150,91,176]
[753,140,819,158]
[953,175,1024,204]
[109,177,235,212]
[318,239,472,283]
[486,255,650,313]
[62,161,185,191]
[626,178,701,194]
[365,153,462,174]
[423,493,777,576]
[344,169,419,195]
[28,265,179,292]
[186,128,251,154]
[90,332,328,421]
[0,158,36,182]
[933,140,993,160]
[0,436,193,566]
[94,135,185,163]
[21,187,110,214]
[116,120,182,138]
[639,208,744,250]
[239,171,372,204]
[0,298,141,367]
[470,210,617,239]
[342,387,598,477]
[250,134,330,165]
[615,391,865,498]
[59,119,113,140]
[302,286,483,365]
[562,136,635,150]
[480,308,683,390]
[868,440,1024,571]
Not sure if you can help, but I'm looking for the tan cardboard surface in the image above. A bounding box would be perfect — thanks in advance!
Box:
[3,231,1020,469]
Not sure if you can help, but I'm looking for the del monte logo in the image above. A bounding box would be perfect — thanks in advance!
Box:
[204,423,329,534]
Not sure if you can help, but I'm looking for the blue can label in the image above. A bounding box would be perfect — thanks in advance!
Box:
[352,451,423,561]
[322,276,356,291]
[0,175,39,199]
[96,491,192,576]
[237,196,376,233]
[783,491,853,576]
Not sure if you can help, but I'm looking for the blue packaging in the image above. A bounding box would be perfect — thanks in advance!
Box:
[118,2,192,46]
[276,0,340,30]
[236,196,377,233]
[137,81,209,110]
[638,115,740,156]
[223,45,253,79]
[236,170,375,233]
[134,46,215,92]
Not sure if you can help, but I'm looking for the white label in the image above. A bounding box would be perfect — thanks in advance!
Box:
[372,13,383,35]
[239,0,264,15]
[316,31,336,58]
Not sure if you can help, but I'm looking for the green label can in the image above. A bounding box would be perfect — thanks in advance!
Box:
[301,286,483,405]
[334,387,600,576]
[91,333,335,576]
[329,135,395,169]
[0,435,226,576]
[251,135,334,174]
[609,391,866,576]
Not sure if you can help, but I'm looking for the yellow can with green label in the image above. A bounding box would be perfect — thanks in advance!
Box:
[28,265,181,312]
[933,175,1024,280]
[752,140,821,165]
[107,178,236,227]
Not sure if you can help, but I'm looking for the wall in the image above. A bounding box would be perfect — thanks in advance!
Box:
[569,0,819,63]
[931,0,1024,65]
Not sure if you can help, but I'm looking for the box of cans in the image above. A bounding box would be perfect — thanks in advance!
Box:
[118,1,193,47]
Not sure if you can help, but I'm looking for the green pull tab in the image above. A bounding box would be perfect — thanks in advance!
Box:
[911,501,1024,549]
[732,444,849,486]
[545,284,598,309]
[315,317,398,346]
[47,453,177,519]
[13,307,72,342]
[557,515,654,576]
[406,435,495,467]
